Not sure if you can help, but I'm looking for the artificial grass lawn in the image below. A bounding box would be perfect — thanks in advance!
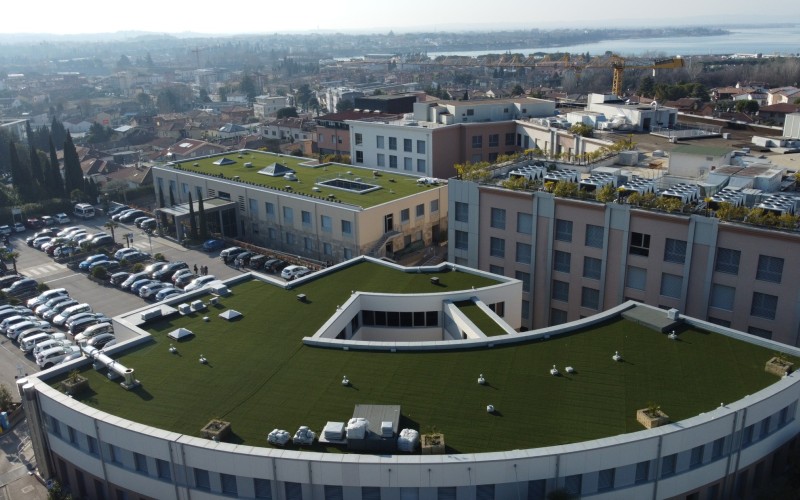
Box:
[455,300,507,337]
[171,151,439,209]
[53,263,790,454]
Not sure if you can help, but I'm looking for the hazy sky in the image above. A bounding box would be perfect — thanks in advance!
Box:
[4,0,796,35]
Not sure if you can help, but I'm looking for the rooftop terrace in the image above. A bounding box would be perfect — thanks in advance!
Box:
[164,151,441,209]
[51,262,792,455]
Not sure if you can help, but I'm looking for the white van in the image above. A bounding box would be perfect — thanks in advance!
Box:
[34,337,71,356]
[73,203,95,219]
[20,332,66,353]
[75,322,113,342]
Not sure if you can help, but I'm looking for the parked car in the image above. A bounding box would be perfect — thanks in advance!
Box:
[27,288,68,309]
[114,248,138,260]
[155,288,183,301]
[203,239,225,252]
[249,254,268,269]
[234,251,254,267]
[0,308,32,324]
[140,219,157,231]
[121,272,149,290]
[69,316,102,335]
[131,279,160,295]
[139,281,171,300]
[171,268,193,284]
[91,235,115,248]
[24,218,43,230]
[132,216,150,228]
[219,247,246,262]
[65,312,108,331]
[281,265,311,281]
[42,300,78,321]
[2,278,39,297]
[264,259,289,273]
[88,260,119,272]
[13,222,26,232]
[0,315,37,335]
[36,296,74,317]
[183,275,218,292]
[86,333,116,350]
[22,333,67,354]
[144,262,169,277]
[152,261,188,282]
[124,251,149,263]
[79,254,108,271]
[36,345,81,369]
[53,245,78,258]
[33,337,72,357]
[111,209,136,222]
[52,303,92,327]
[73,233,93,246]
[56,226,81,238]
[107,205,130,217]
[75,322,114,343]
[53,213,71,224]
[27,229,57,245]
[109,271,131,286]
[32,236,52,249]
[174,273,198,289]
[40,215,55,226]
[119,210,146,223]
[7,320,50,340]
[0,225,13,236]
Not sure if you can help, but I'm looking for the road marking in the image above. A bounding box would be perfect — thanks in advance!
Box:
[19,263,66,277]
[43,274,80,284]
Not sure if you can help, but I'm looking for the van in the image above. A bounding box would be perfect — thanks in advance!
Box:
[20,332,65,353]
[75,322,113,342]
[73,203,95,219]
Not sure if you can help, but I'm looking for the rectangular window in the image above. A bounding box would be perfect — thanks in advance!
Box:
[323,242,332,256]
[627,266,647,290]
[715,247,740,274]
[376,135,384,149]
[355,150,364,163]
[635,460,650,483]
[553,250,571,273]
[748,326,772,339]
[404,138,412,152]
[517,212,533,234]
[583,257,601,280]
[304,237,313,251]
[664,238,687,264]
[760,416,771,439]
[401,208,410,223]
[194,468,210,490]
[489,264,504,275]
[552,280,569,302]
[221,473,238,496]
[389,137,397,150]
[630,232,651,256]
[49,415,61,436]
[417,159,426,172]
[417,140,426,154]
[254,478,272,499]
[743,424,755,446]
[690,445,704,468]
[430,199,439,213]
[134,452,148,474]
[377,153,385,167]
[87,436,98,455]
[454,230,468,250]
[505,132,515,146]
[490,237,505,258]
[751,292,778,320]
[555,219,573,242]
[343,248,352,260]
[712,437,725,459]
[661,454,677,477]
[516,242,532,264]
[516,271,531,293]
[389,155,398,168]
[551,308,568,325]
[325,485,344,500]
[108,444,121,464]
[285,482,303,500]
[488,134,499,147]
[265,202,275,217]
[564,474,582,496]
[341,220,352,234]
[585,224,604,248]
[364,486,382,500]
[354,132,363,145]
[454,202,469,223]
[321,215,332,232]
[248,198,259,217]
[581,287,600,309]
[157,459,171,480]
[68,426,76,444]
[472,135,483,148]
[756,255,784,283]
[416,203,425,218]
[660,273,682,298]
[268,228,277,240]
[282,206,293,224]
[286,232,296,245]
[597,468,615,491]
[301,210,311,225]
[710,284,735,310]
[490,207,506,229]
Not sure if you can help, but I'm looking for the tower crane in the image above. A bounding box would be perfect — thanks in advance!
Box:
[610,56,684,96]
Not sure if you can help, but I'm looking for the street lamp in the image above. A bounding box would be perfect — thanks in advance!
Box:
[142,231,153,255]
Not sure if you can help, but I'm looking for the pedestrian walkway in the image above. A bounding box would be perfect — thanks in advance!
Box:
[17,263,66,278]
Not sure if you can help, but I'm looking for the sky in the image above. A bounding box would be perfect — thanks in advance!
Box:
[2,0,797,35]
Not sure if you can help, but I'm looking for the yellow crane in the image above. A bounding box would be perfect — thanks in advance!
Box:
[610,56,684,96]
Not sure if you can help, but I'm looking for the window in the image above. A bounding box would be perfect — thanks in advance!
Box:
[321,215,332,232]
[715,248,740,274]
[254,478,272,499]
[221,473,238,496]
[404,138,412,152]
[416,204,425,218]
[430,199,439,213]
[285,482,303,500]
[304,237,313,251]
[403,157,412,170]
[301,210,311,225]
[265,202,275,217]
[323,242,333,256]
[389,137,397,150]
[690,445,704,468]
[627,266,647,290]
[708,317,731,327]
[134,452,148,474]
[597,468,615,491]
[552,280,569,302]
[709,284,735,310]
[454,202,469,223]
[454,230,468,250]
[629,232,651,256]
[341,220,352,235]
[664,238,687,263]
[551,308,568,325]
[564,474,582,496]
[68,426,76,444]
[268,228,277,240]
[751,292,778,320]
[516,242,532,264]
[489,265,504,276]
[490,207,506,229]
[376,135,384,148]
[108,444,121,464]
[471,135,483,148]
[194,468,210,490]
[490,237,505,258]
[87,436,98,455]
[354,133,363,145]
[377,153,385,167]
[660,273,682,298]
[522,300,530,320]
[583,257,602,280]
[553,250,571,273]
[343,248,352,259]
[49,415,61,436]
[364,486,382,500]
[505,132,515,146]
[389,155,398,168]
[466,108,475,116]
[581,287,600,309]
[711,437,725,459]
[516,271,531,292]
[355,150,364,163]
[748,326,772,339]
[282,206,293,224]
[325,485,344,500]
[157,459,171,480]
[635,460,650,484]
[488,134,499,147]
[661,454,677,477]
[417,159,426,172]
[400,208,410,223]
[585,224,604,248]
[760,416,771,439]
[517,212,533,234]
[417,140,426,154]
[742,424,755,446]
[555,219,572,242]
[286,232,296,245]
[756,255,784,283]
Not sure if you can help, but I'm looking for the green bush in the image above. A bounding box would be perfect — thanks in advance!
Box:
[132,263,144,272]
[37,282,50,292]
[154,253,166,261]
[91,266,109,280]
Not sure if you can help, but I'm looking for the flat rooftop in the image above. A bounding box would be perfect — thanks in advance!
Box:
[51,263,791,454]
[163,151,440,209]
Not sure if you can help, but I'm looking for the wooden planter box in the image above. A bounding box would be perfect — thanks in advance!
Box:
[201,419,231,442]
[62,376,89,396]
[765,356,794,377]
[637,408,670,429]
[421,433,445,455]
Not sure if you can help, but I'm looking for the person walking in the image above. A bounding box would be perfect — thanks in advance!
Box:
[193,264,199,275]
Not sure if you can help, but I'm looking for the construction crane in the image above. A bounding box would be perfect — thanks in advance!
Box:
[610,56,684,96]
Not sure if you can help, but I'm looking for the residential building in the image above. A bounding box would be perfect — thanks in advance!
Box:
[587,93,678,131]
[253,95,288,119]
[160,139,227,162]
[315,110,403,157]
[353,93,419,114]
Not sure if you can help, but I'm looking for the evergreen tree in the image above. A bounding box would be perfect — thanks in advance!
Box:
[50,117,67,149]
[29,144,45,187]
[62,133,84,195]
[188,192,198,240]
[198,195,208,240]
[24,121,35,149]
[11,142,35,202]
[47,137,65,198]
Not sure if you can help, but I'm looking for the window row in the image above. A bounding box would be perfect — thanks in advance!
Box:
[373,153,427,173]
[362,310,440,328]
[715,248,784,283]
[374,135,426,154]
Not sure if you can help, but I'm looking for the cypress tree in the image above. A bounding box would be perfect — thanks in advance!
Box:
[51,117,66,149]
[48,137,64,198]
[198,195,208,240]
[188,192,198,240]
[10,142,35,202]
[62,133,84,195]
[29,144,45,187]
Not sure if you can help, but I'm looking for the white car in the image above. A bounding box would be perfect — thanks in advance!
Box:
[281,265,311,280]
[36,345,81,369]
[7,320,49,340]
[54,213,71,224]
[183,275,218,292]
[75,322,113,343]
[27,288,69,309]
[20,332,66,353]
[114,248,139,260]
[33,338,72,357]
[52,303,92,327]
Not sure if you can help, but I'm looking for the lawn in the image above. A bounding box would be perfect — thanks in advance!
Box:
[455,300,507,337]
[52,263,790,454]
[170,151,440,209]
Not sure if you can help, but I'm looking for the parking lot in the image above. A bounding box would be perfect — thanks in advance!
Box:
[0,214,243,392]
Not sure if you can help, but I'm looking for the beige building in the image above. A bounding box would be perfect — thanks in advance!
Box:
[449,177,800,345]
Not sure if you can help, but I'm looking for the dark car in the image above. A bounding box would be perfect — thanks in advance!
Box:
[0,275,25,289]
[25,218,44,230]
[234,251,254,267]
[2,278,38,297]
[109,272,131,286]
[107,205,130,216]
[174,273,197,289]
[144,262,169,277]
[249,254,268,269]
[152,262,189,282]
[264,259,289,273]
[91,235,115,248]
[119,210,146,223]
[202,239,225,252]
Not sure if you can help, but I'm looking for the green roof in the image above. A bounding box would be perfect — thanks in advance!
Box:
[165,151,440,209]
[51,263,790,454]
[671,144,733,157]
[455,300,507,337]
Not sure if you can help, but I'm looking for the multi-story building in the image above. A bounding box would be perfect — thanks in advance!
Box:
[152,151,447,262]
[448,173,800,345]
[253,95,289,120]
[315,110,403,157]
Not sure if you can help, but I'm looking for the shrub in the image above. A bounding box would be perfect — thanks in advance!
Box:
[154,253,166,261]
[132,263,144,272]
[37,282,50,292]
[0,384,12,411]
[91,266,109,280]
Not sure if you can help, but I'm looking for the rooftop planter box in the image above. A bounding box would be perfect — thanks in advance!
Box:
[61,371,89,396]
[201,419,231,442]
[637,407,669,429]
[421,433,445,455]
[765,356,793,377]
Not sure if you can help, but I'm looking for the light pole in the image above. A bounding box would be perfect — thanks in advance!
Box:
[142,231,153,255]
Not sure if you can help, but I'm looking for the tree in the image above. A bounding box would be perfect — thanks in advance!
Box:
[596,184,616,203]
[198,195,208,240]
[10,141,34,202]
[735,100,760,115]
[62,133,84,195]
[638,76,655,97]
[276,107,299,119]
[104,220,118,244]
[188,192,198,240]
[239,74,258,103]
[47,137,64,198]
[569,123,593,137]
[116,54,132,70]
[511,84,525,96]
